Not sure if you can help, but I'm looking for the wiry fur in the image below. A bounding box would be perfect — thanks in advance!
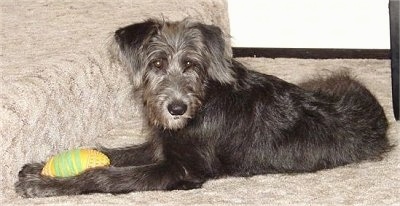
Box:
[15,19,392,198]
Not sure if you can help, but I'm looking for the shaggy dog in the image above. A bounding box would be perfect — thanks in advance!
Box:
[15,19,392,197]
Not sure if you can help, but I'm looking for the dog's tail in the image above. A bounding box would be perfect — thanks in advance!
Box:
[299,72,393,161]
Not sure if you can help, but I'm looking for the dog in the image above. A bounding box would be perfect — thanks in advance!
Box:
[15,19,392,198]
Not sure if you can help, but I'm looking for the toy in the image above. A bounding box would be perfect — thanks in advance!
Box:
[41,149,110,178]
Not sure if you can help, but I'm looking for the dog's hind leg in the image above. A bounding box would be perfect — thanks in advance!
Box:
[299,73,392,161]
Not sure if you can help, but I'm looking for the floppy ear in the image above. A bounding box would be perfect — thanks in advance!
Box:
[115,20,159,53]
[114,20,160,87]
[195,23,235,84]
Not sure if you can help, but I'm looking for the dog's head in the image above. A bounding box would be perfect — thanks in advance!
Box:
[114,19,234,130]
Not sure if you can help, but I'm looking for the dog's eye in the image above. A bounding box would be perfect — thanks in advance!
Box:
[152,59,165,69]
[183,60,196,70]
[184,61,193,68]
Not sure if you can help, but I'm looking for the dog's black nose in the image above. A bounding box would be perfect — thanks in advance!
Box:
[167,102,187,116]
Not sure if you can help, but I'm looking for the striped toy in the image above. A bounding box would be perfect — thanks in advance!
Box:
[41,149,110,178]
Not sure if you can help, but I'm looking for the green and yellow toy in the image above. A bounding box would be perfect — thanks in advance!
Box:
[41,149,110,178]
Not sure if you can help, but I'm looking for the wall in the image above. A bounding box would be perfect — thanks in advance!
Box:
[228,0,390,49]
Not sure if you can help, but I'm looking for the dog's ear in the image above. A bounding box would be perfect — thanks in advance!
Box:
[114,19,160,88]
[115,20,159,53]
[195,24,235,84]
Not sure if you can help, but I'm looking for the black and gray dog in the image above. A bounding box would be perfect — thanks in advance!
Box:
[16,19,392,197]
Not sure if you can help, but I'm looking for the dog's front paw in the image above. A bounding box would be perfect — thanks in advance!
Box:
[15,174,54,198]
[15,163,81,198]
[18,162,45,178]
[15,162,48,198]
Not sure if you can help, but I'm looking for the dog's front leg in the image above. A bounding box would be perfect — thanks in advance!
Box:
[100,141,161,167]
[16,161,204,198]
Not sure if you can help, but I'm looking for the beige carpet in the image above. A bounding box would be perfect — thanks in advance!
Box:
[1,0,399,205]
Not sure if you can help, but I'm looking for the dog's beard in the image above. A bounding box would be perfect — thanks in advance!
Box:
[144,99,198,130]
